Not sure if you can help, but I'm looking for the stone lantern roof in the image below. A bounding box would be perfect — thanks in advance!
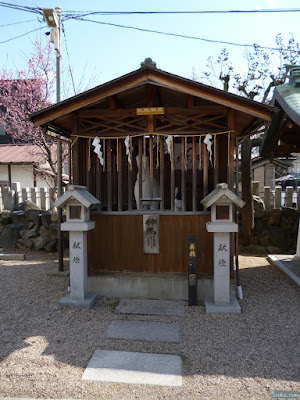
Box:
[54,185,100,209]
[201,183,245,209]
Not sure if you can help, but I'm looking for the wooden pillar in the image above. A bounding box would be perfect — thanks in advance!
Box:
[128,146,132,210]
[138,137,143,210]
[8,164,12,188]
[214,135,219,186]
[192,136,197,211]
[181,137,186,211]
[68,141,72,185]
[148,84,154,200]
[227,109,235,190]
[160,135,164,211]
[170,137,175,211]
[203,139,208,200]
[86,138,91,192]
[71,113,79,184]
[149,136,154,198]
[118,139,122,211]
[107,139,112,211]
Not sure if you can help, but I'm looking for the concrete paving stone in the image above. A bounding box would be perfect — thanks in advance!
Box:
[116,299,185,316]
[103,320,181,343]
[268,254,300,287]
[0,253,25,260]
[82,350,182,386]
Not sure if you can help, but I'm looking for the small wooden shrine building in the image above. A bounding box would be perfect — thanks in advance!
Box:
[31,60,274,299]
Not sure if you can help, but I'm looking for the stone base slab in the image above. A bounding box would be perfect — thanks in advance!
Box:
[59,292,98,309]
[116,299,185,316]
[0,253,25,260]
[104,320,181,343]
[205,296,241,314]
[88,275,236,301]
[82,350,182,386]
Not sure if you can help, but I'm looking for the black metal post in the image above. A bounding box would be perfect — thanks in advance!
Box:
[188,235,198,306]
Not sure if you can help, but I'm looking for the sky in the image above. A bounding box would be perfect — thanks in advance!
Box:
[1,0,300,100]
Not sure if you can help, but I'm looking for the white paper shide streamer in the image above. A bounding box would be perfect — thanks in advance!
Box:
[165,135,173,161]
[204,134,213,166]
[92,136,104,166]
[124,135,131,165]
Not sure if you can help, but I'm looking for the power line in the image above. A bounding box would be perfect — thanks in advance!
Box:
[0,26,46,44]
[0,19,36,28]
[0,3,298,52]
[69,16,292,51]
[62,8,300,17]
[0,1,42,15]
[62,22,77,96]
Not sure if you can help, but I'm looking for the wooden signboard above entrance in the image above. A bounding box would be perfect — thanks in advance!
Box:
[136,107,165,115]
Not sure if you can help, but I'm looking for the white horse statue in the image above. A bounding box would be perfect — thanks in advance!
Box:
[134,154,160,210]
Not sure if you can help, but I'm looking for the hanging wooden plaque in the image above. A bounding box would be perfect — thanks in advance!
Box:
[137,107,165,115]
[143,215,160,254]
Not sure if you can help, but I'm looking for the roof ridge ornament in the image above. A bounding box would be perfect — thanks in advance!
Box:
[286,64,300,86]
[140,58,157,69]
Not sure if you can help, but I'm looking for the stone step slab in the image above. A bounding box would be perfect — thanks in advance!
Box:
[82,350,182,386]
[103,320,181,343]
[116,299,185,316]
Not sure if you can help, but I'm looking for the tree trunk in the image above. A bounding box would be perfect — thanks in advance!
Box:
[240,137,254,245]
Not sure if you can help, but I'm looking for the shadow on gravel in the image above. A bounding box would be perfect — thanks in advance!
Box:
[0,254,299,383]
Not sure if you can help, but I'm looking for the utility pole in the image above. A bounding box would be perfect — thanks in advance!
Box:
[42,6,64,272]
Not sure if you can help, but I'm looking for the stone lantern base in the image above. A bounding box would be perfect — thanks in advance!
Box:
[59,292,99,309]
[205,297,241,314]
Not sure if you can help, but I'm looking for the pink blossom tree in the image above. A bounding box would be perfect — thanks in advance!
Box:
[0,40,67,189]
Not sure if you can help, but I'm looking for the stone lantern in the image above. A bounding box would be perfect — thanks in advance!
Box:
[201,183,245,314]
[54,185,100,309]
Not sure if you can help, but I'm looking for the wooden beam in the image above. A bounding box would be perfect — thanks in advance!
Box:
[31,75,149,126]
[78,105,227,119]
[187,94,194,108]
[146,73,273,121]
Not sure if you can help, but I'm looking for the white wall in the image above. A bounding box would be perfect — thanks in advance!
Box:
[0,164,50,188]
[0,165,8,182]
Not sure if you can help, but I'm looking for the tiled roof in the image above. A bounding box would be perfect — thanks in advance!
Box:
[0,144,45,164]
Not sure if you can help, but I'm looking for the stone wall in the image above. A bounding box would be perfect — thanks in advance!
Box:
[243,196,299,253]
[0,201,67,252]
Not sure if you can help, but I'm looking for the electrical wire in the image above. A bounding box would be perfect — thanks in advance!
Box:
[62,8,300,17]
[0,19,36,27]
[0,2,299,52]
[0,1,42,15]
[0,26,45,44]
[62,22,77,96]
[68,16,291,51]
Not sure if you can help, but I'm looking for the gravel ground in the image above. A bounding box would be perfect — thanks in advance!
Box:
[0,251,299,400]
